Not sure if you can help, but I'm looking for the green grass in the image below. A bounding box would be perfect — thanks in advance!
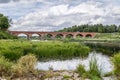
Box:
[84,42,120,56]
[76,57,102,80]
[95,33,120,39]
[88,57,102,79]
[111,53,120,79]
[0,40,90,61]
[76,64,86,77]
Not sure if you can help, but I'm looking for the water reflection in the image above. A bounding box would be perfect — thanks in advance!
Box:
[36,51,113,74]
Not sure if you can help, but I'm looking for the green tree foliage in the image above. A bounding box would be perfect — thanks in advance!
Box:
[59,24,118,33]
[0,13,17,39]
[0,13,10,30]
[0,30,17,39]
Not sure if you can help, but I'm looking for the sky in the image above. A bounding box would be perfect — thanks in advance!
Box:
[0,0,120,31]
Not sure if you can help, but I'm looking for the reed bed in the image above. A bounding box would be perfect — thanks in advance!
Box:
[0,40,90,61]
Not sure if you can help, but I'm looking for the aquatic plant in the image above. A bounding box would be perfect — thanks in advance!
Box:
[111,53,120,79]
[85,42,120,56]
[88,57,102,79]
[76,64,86,77]
[76,56,102,79]
[0,41,90,61]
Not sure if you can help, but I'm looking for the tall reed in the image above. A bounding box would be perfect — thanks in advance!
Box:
[0,41,90,61]
[88,57,102,79]
[111,53,120,79]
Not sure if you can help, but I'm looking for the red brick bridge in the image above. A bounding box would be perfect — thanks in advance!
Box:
[9,31,97,40]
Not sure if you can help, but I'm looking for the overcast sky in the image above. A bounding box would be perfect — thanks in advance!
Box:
[0,0,120,31]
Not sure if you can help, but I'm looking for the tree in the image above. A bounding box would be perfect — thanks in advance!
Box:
[58,24,119,33]
[0,13,10,30]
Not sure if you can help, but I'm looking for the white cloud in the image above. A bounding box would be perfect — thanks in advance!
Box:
[0,0,120,31]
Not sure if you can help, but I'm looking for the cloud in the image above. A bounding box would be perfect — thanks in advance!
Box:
[0,0,120,31]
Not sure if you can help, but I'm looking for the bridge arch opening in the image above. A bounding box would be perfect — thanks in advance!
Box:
[31,34,40,40]
[17,33,28,39]
[85,34,92,38]
[44,34,53,39]
[76,34,83,38]
[55,34,63,39]
[66,34,73,39]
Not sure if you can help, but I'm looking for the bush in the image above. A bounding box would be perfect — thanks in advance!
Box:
[0,31,17,39]
[0,56,14,76]
[12,54,37,77]
[18,54,37,73]
[111,53,120,79]
[12,64,25,77]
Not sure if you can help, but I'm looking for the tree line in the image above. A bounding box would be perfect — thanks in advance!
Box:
[58,24,120,33]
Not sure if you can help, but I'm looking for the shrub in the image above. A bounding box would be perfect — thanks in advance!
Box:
[18,54,37,73]
[12,54,37,77]
[0,56,14,76]
[12,64,25,77]
[0,31,17,39]
[111,53,120,79]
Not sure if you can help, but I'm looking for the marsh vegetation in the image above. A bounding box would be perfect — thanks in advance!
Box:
[0,41,90,61]
[0,40,120,80]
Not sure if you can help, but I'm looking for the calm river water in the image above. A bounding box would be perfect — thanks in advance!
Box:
[36,51,113,74]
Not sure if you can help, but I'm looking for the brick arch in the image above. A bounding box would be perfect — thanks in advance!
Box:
[55,34,64,39]
[85,34,92,38]
[31,33,41,40]
[76,34,83,38]
[31,33,41,36]
[66,34,74,38]
[17,33,28,36]
[17,33,30,40]
[44,33,53,39]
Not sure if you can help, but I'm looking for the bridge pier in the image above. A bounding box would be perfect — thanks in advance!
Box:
[27,35,31,40]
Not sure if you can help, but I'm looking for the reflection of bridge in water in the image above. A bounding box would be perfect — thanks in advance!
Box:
[9,31,97,40]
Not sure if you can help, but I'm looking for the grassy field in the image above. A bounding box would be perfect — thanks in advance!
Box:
[95,33,120,39]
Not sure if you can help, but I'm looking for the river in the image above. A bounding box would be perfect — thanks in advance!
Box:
[36,51,113,74]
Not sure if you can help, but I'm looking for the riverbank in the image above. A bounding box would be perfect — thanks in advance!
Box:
[1,70,116,80]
